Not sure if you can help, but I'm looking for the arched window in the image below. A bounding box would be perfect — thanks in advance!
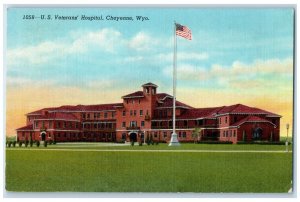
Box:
[252,128,263,140]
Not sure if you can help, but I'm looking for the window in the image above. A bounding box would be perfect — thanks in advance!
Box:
[130,110,133,116]
[76,123,79,129]
[42,121,45,128]
[112,112,115,118]
[154,132,157,138]
[94,113,97,119]
[122,111,126,116]
[223,131,225,137]
[146,110,149,115]
[141,121,145,127]
[226,131,228,137]
[82,113,86,119]
[63,122,66,128]
[97,113,100,118]
[57,122,61,128]
[184,120,188,126]
[104,112,108,118]
[122,122,126,128]
[182,132,186,138]
[140,110,143,116]
[219,118,221,124]
[233,130,236,137]
[35,121,39,129]
[178,132,182,138]
[126,100,129,104]
[138,99,141,104]
[230,130,232,137]
[225,117,227,124]
[94,123,97,129]
[48,133,51,138]
[69,122,72,128]
[146,87,149,94]
[64,133,67,138]
[163,132,167,138]
[22,132,25,137]
[49,121,53,128]
[134,110,136,116]
[132,99,134,104]
[130,121,137,127]
[57,133,60,138]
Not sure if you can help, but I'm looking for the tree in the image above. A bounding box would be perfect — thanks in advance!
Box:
[192,128,201,143]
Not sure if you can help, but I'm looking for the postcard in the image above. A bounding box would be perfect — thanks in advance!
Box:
[5,6,294,194]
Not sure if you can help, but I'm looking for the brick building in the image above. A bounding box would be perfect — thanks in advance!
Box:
[16,82,281,143]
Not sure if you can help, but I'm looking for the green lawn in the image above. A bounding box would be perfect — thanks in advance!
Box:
[5,144,293,193]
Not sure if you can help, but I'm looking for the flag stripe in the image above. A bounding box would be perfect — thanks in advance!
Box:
[176,23,192,40]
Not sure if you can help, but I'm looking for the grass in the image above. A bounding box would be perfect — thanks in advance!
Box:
[5,143,293,193]
[9,142,292,151]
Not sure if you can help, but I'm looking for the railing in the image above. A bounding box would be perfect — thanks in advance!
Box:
[151,125,217,129]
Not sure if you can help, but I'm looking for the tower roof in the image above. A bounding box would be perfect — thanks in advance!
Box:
[142,82,158,88]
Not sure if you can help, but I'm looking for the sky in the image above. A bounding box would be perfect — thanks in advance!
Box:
[5,7,294,137]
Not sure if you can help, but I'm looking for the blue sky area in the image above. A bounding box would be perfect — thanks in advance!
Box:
[7,8,294,93]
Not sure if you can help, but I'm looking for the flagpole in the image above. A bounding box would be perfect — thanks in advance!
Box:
[169,22,180,146]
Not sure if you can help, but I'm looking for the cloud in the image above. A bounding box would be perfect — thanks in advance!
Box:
[127,32,159,51]
[164,57,293,89]
[7,28,122,67]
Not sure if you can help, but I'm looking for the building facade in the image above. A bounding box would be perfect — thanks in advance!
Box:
[16,83,281,144]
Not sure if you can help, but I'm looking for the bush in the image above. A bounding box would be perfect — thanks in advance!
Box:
[44,141,48,147]
[30,140,33,147]
[116,140,125,144]
[18,141,23,147]
[131,141,134,146]
[139,141,143,146]
[155,141,159,145]
[25,141,29,147]
[36,141,40,147]
[49,140,53,145]
[13,141,16,147]
[237,141,287,145]
[8,141,12,148]
[198,141,233,144]
[53,141,57,145]
[6,141,8,147]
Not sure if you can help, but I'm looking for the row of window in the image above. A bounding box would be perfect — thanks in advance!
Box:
[121,131,187,139]
[55,132,113,139]
[83,122,115,129]
[122,121,145,128]
[82,112,115,119]
[222,130,236,138]
[122,110,149,117]
[34,121,80,129]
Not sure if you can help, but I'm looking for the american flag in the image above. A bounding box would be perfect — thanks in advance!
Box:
[176,23,192,40]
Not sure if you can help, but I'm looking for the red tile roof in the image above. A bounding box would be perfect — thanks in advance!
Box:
[156,93,172,100]
[216,104,280,116]
[27,103,123,114]
[231,115,276,127]
[16,124,33,131]
[122,91,144,98]
[156,97,193,109]
[37,112,79,121]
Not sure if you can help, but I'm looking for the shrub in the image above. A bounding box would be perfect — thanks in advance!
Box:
[30,140,33,147]
[44,141,48,147]
[36,141,40,147]
[116,140,125,144]
[237,141,286,145]
[25,141,29,147]
[13,141,16,147]
[49,140,53,145]
[18,141,23,147]
[155,141,159,145]
[53,141,57,145]
[8,141,12,147]
[131,141,134,146]
[139,141,143,146]
[6,141,8,147]
[198,141,233,144]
